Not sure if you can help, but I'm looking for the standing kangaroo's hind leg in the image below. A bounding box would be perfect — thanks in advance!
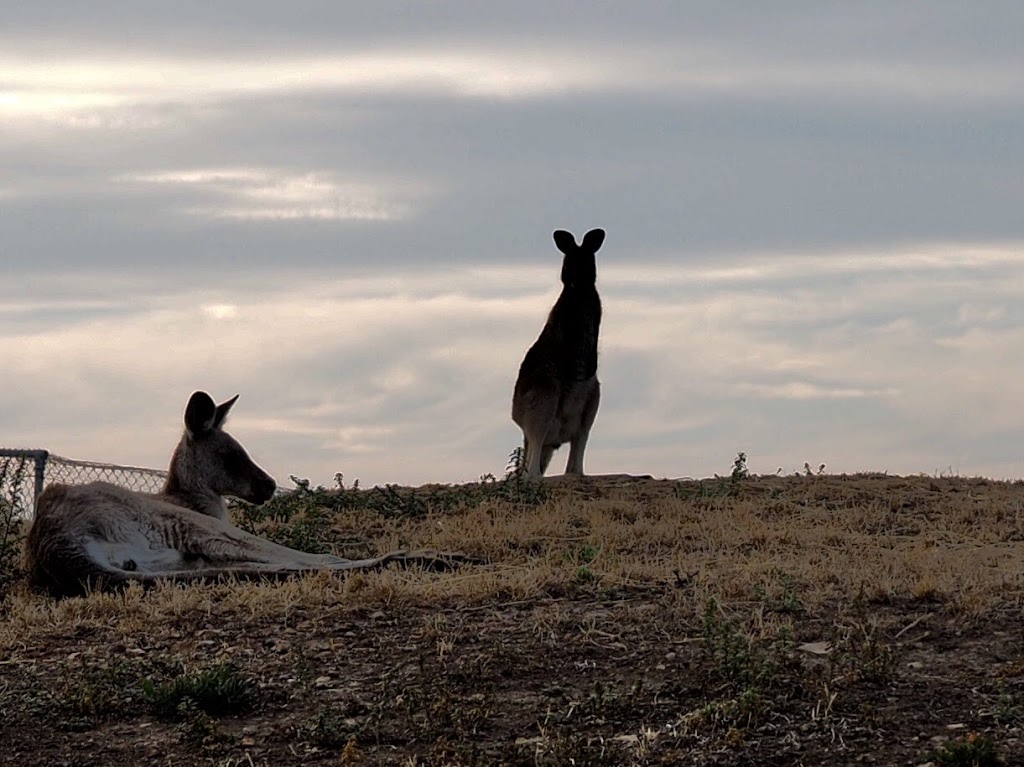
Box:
[518,388,559,478]
[565,381,600,476]
[539,444,556,475]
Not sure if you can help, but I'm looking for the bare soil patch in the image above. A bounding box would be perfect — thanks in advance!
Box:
[2,473,1023,765]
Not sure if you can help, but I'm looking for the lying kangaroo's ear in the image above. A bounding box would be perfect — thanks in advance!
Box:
[582,228,605,253]
[184,391,218,436]
[213,394,240,430]
[553,230,577,255]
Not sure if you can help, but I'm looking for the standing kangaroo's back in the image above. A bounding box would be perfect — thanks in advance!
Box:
[517,285,601,388]
[549,283,601,383]
[516,228,604,387]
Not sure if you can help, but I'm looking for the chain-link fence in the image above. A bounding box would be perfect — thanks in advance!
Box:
[0,449,167,519]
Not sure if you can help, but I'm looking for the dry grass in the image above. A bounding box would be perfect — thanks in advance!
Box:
[2,472,1023,765]
[5,473,1022,635]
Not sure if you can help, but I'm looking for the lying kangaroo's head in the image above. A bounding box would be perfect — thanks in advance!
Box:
[555,228,605,288]
[169,391,277,505]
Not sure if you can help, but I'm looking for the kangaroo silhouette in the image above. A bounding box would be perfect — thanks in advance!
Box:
[512,228,605,478]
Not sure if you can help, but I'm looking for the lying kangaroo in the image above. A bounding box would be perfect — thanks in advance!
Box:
[512,228,605,478]
[26,391,471,598]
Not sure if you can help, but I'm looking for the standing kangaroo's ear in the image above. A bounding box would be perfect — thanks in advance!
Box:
[184,391,218,437]
[213,394,240,430]
[553,230,578,255]
[581,228,605,253]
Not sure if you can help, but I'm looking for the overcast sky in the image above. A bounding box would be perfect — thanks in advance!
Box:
[2,3,1023,489]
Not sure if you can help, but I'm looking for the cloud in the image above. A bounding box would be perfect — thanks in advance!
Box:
[2,27,1022,131]
[2,4,1024,489]
[117,167,423,221]
[732,382,899,401]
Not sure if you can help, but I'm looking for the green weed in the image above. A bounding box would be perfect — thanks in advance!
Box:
[175,698,232,746]
[300,709,356,748]
[698,598,803,731]
[831,592,896,686]
[0,456,28,596]
[731,452,749,481]
[48,660,144,731]
[927,732,1002,766]
[754,573,805,614]
[142,663,257,720]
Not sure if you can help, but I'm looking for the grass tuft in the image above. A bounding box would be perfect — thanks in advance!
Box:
[142,663,257,720]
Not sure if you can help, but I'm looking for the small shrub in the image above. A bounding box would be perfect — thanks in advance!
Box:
[0,456,29,596]
[47,660,144,731]
[832,594,897,686]
[754,573,804,614]
[142,664,257,720]
[175,698,231,746]
[928,732,1001,766]
[731,452,749,481]
[698,599,804,732]
[674,452,753,500]
[574,566,598,585]
[505,446,526,479]
[991,688,1020,726]
[701,599,776,690]
[301,710,355,748]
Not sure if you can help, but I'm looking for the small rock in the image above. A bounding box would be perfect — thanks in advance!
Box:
[666,652,677,661]
[797,641,832,656]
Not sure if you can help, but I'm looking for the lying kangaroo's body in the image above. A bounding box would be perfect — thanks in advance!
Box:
[26,391,468,598]
[512,228,605,478]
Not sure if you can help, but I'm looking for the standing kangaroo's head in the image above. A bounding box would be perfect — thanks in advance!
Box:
[171,391,277,505]
[555,228,605,288]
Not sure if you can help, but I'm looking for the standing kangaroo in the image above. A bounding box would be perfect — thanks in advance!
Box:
[512,228,605,478]
[26,391,470,598]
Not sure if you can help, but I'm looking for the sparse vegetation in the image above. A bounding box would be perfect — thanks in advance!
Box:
[51,659,145,730]
[299,709,357,749]
[696,597,805,732]
[753,572,804,614]
[142,663,257,720]
[831,596,897,686]
[730,450,749,481]
[0,455,28,597]
[1,472,1023,765]
[928,731,1002,766]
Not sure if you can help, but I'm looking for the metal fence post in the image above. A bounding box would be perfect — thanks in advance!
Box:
[33,450,49,505]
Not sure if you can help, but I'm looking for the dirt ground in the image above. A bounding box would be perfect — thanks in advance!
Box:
[1,473,1022,766]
